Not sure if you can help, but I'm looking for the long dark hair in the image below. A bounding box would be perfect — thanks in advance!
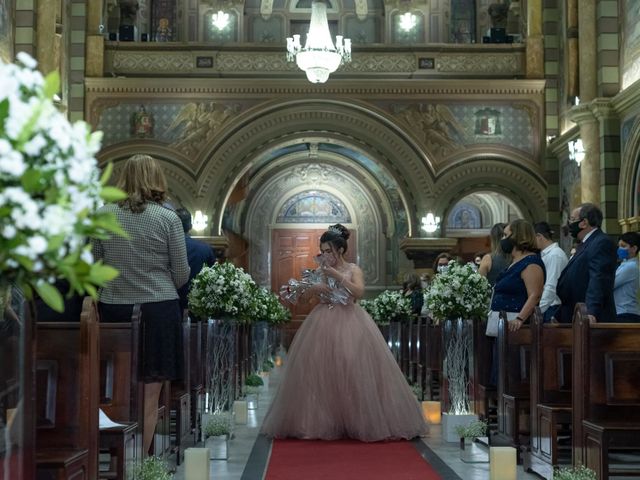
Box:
[319,223,350,254]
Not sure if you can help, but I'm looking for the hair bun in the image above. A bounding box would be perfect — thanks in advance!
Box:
[328,223,350,240]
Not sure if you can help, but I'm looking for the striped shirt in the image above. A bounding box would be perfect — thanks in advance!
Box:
[92,202,190,304]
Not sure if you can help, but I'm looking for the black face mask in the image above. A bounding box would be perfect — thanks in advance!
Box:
[568,220,583,238]
[500,237,515,254]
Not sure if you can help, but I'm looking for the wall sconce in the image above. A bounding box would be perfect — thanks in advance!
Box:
[399,12,418,31]
[211,10,230,30]
[421,212,441,234]
[192,210,208,232]
[568,139,585,166]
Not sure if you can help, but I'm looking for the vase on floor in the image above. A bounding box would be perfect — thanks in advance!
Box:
[459,437,489,463]
[205,434,229,460]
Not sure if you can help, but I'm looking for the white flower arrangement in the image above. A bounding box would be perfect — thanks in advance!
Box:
[424,261,491,322]
[188,262,258,322]
[254,287,291,325]
[361,290,412,325]
[0,54,125,311]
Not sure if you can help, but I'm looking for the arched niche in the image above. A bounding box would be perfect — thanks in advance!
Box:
[445,191,523,237]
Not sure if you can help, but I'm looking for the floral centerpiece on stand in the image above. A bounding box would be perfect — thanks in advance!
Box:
[0,53,125,313]
[188,262,258,416]
[362,290,412,325]
[424,261,491,442]
[250,287,290,376]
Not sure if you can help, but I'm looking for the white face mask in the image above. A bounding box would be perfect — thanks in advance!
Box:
[437,265,448,273]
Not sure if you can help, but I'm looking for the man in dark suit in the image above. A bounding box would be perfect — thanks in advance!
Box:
[175,208,216,310]
[556,203,617,323]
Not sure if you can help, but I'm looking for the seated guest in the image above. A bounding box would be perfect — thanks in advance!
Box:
[614,231,640,323]
[175,208,216,311]
[433,252,453,275]
[402,272,424,318]
[534,222,568,322]
[556,203,617,323]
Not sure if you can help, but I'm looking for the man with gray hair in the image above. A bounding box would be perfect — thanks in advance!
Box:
[556,203,617,323]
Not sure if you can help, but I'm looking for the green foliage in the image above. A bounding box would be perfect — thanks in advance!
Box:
[251,287,291,324]
[454,420,488,439]
[204,413,231,438]
[132,456,171,480]
[245,373,264,387]
[362,290,412,325]
[410,382,423,401]
[262,359,275,371]
[553,465,597,480]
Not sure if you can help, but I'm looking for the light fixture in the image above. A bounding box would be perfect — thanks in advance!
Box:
[399,12,417,32]
[286,0,352,83]
[421,212,441,233]
[568,139,585,166]
[211,10,230,30]
[193,210,208,231]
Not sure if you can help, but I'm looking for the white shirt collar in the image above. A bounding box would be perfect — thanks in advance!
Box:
[582,228,598,244]
[541,242,558,256]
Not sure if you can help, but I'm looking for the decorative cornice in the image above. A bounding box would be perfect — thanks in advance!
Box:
[436,53,522,74]
[612,82,640,117]
[567,104,597,125]
[399,237,458,250]
[548,125,579,157]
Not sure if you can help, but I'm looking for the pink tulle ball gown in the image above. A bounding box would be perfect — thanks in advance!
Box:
[261,264,428,442]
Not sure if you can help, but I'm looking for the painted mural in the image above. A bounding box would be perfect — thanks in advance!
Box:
[447,202,482,229]
[277,190,351,223]
[622,0,640,89]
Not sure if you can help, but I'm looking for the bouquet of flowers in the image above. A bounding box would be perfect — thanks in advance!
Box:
[424,261,491,322]
[188,262,258,322]
[365,290,412,325]
[252,287,290,324]
[279,264,350,306]
[0,53,125,311]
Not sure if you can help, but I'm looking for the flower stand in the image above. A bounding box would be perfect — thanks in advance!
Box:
[206,434,229,460]
[442,413,478,443]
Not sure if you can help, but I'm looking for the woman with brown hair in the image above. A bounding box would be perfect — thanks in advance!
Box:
[92,154,190,455]
[478,222,510,286]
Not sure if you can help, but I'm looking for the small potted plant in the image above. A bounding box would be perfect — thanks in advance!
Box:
[245,373,264,409]
[455,419,489,463]
[132,456,171,480]
[204,412,232,460]
[260,360,274,389]
[553,465,597,480]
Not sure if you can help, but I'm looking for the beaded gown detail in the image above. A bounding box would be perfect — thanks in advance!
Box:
[261,264,428,442]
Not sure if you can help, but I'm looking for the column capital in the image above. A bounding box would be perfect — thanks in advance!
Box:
[567,104,597,125]
[589,98,617,121]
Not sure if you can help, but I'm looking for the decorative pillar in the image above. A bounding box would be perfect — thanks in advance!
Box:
[36,0,57,74]
[86,0,104,34]
[577,0,597,102]
[568,105,599,204]
[525,0,543,78]
[566,0,579,99]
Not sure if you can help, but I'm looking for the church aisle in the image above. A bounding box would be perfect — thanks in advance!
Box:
[173,367,540,480]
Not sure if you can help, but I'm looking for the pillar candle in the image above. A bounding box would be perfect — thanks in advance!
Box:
[185,448,209,480]
[233,400,248,424]
[421,401,441,424]
[489,446,517,480]
[274,355,283,367]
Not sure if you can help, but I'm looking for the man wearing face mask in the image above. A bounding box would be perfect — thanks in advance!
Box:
[614,232,640,322]
[556,203,617,323]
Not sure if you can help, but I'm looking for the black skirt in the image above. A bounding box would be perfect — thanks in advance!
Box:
[99,299,183,383]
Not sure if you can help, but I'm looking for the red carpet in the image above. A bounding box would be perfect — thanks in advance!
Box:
[265,439,443,480]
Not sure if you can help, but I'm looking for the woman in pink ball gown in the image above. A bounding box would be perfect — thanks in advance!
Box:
[261,224,427,442]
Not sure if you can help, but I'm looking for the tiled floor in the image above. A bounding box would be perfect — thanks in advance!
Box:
[173,367,540,480]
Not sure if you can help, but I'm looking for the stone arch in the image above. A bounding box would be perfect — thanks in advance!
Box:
[619,116,640,220]
[193,98,437,235]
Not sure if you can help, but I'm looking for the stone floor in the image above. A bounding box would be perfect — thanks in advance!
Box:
[173,366,541,480]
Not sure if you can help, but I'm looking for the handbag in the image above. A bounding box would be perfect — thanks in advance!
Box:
[486,310,519,337]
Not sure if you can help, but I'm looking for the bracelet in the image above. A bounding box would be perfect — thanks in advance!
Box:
[516,316,525,322]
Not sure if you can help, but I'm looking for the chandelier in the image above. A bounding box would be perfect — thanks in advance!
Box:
[286,0,352,83]
[211,10,230,30]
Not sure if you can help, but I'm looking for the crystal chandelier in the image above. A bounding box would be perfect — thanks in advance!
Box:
[286,0,352,84]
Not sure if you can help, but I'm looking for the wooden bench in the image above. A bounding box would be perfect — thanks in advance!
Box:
[524,308,574,479]
[170,312,191,465]
[36,297,99,480]
[424,320,442,401]
[189,317,204,443]
[98,305,143,479]
[572,307,640,479]
[494,313,531,458]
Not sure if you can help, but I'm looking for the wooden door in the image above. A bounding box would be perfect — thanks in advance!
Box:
[271,228,356,346]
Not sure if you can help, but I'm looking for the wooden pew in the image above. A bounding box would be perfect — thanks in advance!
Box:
[170,312,191,465]
[494,313,532,458]
[524,308,574,479]
[1,294,36,480]
[424,320,442,401]
[472,315,497,427]
[189,317,204,444]
[98,305,142,480]
[36,297,99,480]
[572,307,640,479]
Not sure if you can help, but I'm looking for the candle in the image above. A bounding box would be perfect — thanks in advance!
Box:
[421,401,441,424]
[185,448,209,480]
[489,446,517,479]
[233,400,248,424]
[274,355,283,367]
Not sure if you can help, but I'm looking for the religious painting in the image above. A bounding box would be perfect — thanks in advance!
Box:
[0,0,14,63]
[131,105,154,138]
[249,16,283,43]
[277,191,351,224]
[622,0,640,88]
[447,203,482,230]
[474,108,502,136]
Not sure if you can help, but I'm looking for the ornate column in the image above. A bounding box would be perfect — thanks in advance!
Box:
[566,0,579,99]
[568,105,599,204]
[578,0,597,101]
[525,0,543,78]
[36,0,57,74]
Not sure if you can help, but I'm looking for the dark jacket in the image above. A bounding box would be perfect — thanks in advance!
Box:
[178,235,216,310]
[556,229,617,322]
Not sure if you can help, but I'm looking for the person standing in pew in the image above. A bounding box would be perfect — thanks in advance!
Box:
[556,203,617,323]
[534,222,568,323]
[614,231,640,322]
[92,154,190,456]
[175,208,216,312]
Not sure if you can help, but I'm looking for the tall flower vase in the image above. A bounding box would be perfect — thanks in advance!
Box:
[206,319,237,415]
[442,318,476,442]
[251,321,270,374]
[205,434,229,460]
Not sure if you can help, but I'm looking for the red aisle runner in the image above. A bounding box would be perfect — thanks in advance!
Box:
[265,439,442,480]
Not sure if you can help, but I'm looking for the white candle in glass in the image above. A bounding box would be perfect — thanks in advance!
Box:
[489,446,517,479]
[185,448,209,480]
[233,400,248,424]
